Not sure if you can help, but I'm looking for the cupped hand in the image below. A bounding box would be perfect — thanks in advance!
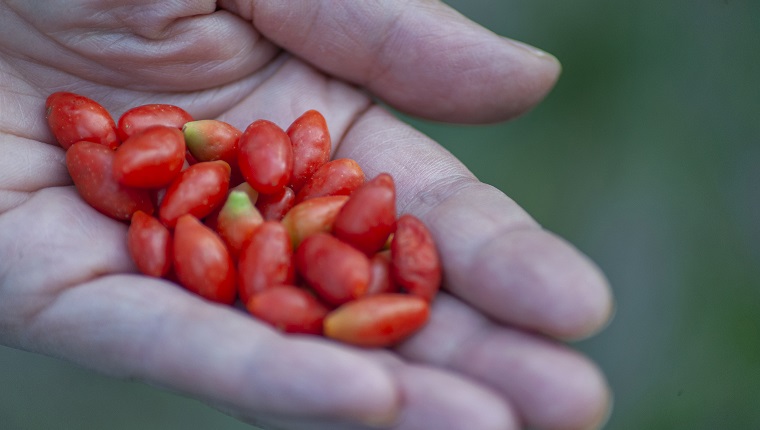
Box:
[0,1,613,429]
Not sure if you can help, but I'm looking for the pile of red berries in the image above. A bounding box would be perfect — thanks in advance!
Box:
[45,92,441,347]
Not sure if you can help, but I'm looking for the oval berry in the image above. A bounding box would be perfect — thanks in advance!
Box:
[391,214,442,301]
[117,103,193,142]
[294,158,365,203]
[333,173,396,255]
[173,214,236,304]
[281,195,348,248]
[238,120,293,195]
[66,141,154,221]
[127,211,172,277]
[113,126,186,188]
[246,285,330,335]
[237,221,295,305]
[183,119,244,185]
[158,160,230,228]
[295,233,370,306]
[255,186,295,221]
[286,110,331,192]
[323,294,430,348]
[183,120,241,163]
[215,190,264,259]
[366,251,397,296]
[46,92,119,150]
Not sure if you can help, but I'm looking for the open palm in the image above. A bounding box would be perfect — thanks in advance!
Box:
[0,2,613,429]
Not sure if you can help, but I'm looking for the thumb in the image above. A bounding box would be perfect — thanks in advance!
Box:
[220,0,561,123]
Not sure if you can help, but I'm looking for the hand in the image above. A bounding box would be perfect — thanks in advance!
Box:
[0,2,613,429]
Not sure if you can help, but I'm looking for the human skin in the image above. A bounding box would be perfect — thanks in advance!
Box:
[0,1,614,429]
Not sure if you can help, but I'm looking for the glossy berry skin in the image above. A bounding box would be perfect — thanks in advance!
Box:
[246,285,330,335]
[172,214,236,304]
[46,94,447,351]
[117,103,193,142]
[333,173,396,255]
[294,158,365,203]
[391,214,442,301]
[255,186,295,221]
[66,141,154,221]
[204,182,259,231]
[238,120,293,195]
[281,195,348,248]
[286,110,331,192]
[215,190,264,259]
[295,233,370,306]
[323,294,430,348]
[158,160,230,228]
[237,221,295,305]
[366,250,397,296]
[113,126,186,188]
[127,210,172,277]
[46,92,119,150]
[183,120,241,163]
[183,119,244,185]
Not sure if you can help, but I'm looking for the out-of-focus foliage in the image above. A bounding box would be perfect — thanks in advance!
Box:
[409,1,759,428]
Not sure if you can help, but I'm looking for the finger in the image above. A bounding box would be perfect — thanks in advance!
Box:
[337,106,614,339]
[0,189,399,426]
[384,364,518,430]
[214,56,372,149]
[234,360,519,430]
[213,59,611,340]
[397,295,612,430]
[3,1,279,91]
[1,191,519,429]
[15,275,402,425]
[219,0,561,123]
[0,136,69,213]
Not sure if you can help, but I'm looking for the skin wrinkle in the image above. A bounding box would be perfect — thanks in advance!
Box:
[0,138,68,192]
[399,295,609,430]
[336,108,606,340]
[338,120,472,206]
[468,229,612,339]
[349,5,405,90]
[13,259,401,422]
[0,190,31,213]
[405,177,504,219]
[2,3,102,80]
[30,278,178,374]
[362,2,524,120]
[5,3,278,93]
[0,141,69,216]
[469,329,610,430]
[1,187,130,279]
[412,294,495,369]
[0,2,611,427]
[327,102,374,160]
[214,55,372,150]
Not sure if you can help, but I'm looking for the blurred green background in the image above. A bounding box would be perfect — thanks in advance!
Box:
[2,0,759,429]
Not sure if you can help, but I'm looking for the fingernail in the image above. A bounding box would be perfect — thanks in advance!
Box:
[588,390,614,430]
[508,38,557,61]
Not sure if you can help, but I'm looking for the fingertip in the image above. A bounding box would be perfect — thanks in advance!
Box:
[463,229,614,340]
[548,359,613,430]
[393,365,520,430]
[500,37,563,117]
[462,328,612,430]
[549,250,616,342]
[275,337,402,424]
[535,360,612,430]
